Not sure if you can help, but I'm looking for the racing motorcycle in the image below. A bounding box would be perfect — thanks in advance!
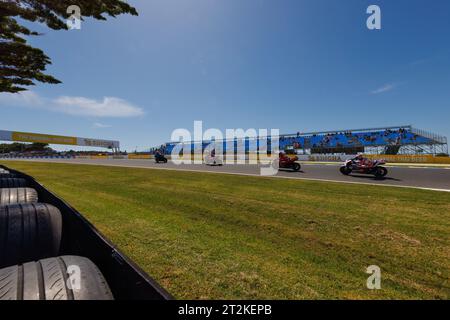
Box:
[204,154,224,166]
[340,158,388,178]
[155,153,168,163]
[279,155,301,172]
[204,148,224,166]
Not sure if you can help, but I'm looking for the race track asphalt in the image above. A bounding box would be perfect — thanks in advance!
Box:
[2,158,450,192]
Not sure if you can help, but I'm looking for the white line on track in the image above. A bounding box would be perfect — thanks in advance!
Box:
[5,159,450,193]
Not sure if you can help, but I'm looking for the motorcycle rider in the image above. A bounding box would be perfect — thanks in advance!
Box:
[155,149,166,162]
[352,154,373,168]
[277,151,301,171]
[279,151,290,163]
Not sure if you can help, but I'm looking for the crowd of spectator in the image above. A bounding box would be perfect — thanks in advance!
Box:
[279,127,430,151]
[154,128,437,155]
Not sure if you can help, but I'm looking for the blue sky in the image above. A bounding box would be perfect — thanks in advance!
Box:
[1,0,449,151]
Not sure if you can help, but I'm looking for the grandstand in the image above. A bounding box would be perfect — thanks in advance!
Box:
[161,125,448,156]
[279,125,448,155]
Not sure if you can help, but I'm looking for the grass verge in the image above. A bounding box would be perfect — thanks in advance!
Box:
[2,160,449,299]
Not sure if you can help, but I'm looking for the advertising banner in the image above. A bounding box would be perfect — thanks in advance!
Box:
[12,131,78,145]
[296,154,356,162]
[365,154,450,164]
[0,130,119,149]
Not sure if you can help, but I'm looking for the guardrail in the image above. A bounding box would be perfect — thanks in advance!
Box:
[411,127,447,144]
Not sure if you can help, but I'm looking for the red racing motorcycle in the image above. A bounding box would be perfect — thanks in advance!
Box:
[279,155,301,172]
[340,158,388,178]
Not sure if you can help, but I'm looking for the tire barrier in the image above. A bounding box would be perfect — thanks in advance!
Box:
[0,173,18,179]
[0,165,172,300]
[0,203,62,268]
[0,178,28,188]
[0,188,38,205]
[0,256,113,300]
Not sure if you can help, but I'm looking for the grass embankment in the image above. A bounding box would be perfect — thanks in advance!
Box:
[2,161,449,299]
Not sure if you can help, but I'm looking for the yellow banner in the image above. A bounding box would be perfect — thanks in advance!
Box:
[366,154,450,164]
[12,131,77,145]
[128,154,151,159]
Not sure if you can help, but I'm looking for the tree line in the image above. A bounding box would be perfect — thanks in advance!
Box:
[0,142,51,153]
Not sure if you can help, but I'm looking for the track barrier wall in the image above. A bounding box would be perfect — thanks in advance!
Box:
[1,153,449,164]
[365,154,450,164]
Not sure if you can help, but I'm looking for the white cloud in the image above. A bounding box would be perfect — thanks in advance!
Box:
[93,122,112,128]
[371,83,397,94]
[0,91,44,106]
[54,96,144,117]
[0,91,144,118]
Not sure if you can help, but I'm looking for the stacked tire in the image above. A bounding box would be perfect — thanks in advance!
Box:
[0,168,113,300]
[0,178,27,188]
[0,173,18,178]
[0,187,38,205]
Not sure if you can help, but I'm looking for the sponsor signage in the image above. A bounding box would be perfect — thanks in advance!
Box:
[12,131,78,145]
[0,130,119,149]
[77,138,119,149]
[296,154,356,162]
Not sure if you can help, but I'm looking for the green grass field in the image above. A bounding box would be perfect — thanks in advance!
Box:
[2,161,449,299]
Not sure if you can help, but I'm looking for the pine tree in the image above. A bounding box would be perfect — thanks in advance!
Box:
[0,0,138,93]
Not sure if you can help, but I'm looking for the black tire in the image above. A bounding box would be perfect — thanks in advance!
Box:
[0,178,27,188]
[0,203,62,268]
[163,158,168,163]
[0,188,38,205]
[292,163,301,171]
[375,167,388,178]
[0,173,18,179]
[340,166,351,175]
[0,256,114,300]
